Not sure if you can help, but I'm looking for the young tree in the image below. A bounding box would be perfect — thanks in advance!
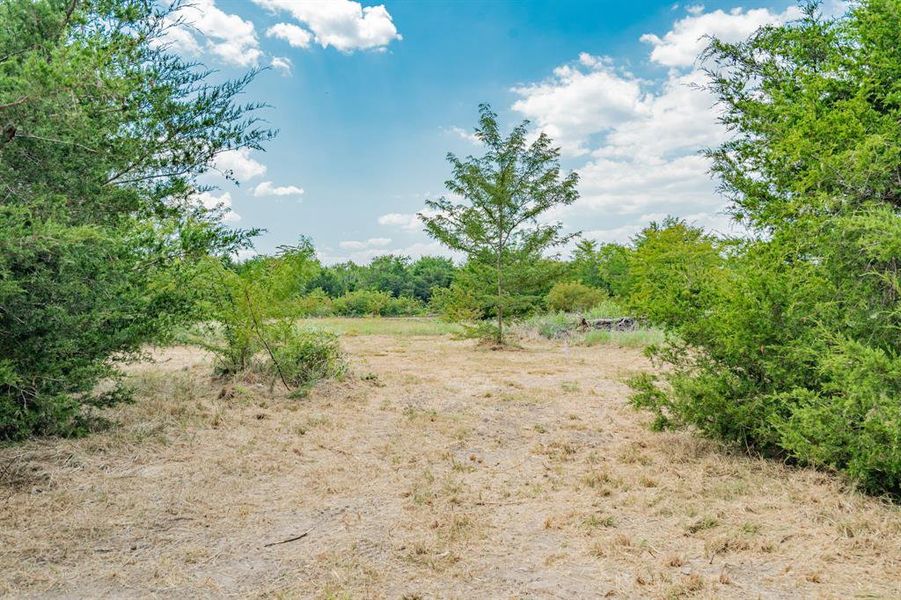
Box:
[420,104,579,343]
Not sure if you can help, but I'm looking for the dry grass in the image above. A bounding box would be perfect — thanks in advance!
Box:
[1,321,899,598]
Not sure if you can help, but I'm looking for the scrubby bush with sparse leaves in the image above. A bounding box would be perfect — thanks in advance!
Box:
[332,289,424,317]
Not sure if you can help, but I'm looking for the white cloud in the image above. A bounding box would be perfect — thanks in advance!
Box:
[511,55,645,156]
[156,20,202,55]
[271,56,293,75]
[253,0,402,52]
[323,240,456,265]
[161,0,263,67]
[266,23,313,48]
[214,148,267,181]
[253,181,304,197]
[235,247,258,262]
[583,223,645,245]
[338,237,392,250]
[193,190,241,223]
[377,212,421,231]
[640,5,801,67]
[506,4,798,247]
[444,126,482,145]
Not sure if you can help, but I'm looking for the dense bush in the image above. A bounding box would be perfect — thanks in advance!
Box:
[546,281,608,313]
[332,290,424,317]
[291,288,334,317]
[0,0,269,439]
[625,218,724,326]
[264,324,346,393]
[430,257,567,325]
[627,1,901,497]
[570,240,633,297]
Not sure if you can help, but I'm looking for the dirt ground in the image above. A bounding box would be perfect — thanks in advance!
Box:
[1,330,899,599]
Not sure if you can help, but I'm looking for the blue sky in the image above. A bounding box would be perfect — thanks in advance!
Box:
[169,0,816,263]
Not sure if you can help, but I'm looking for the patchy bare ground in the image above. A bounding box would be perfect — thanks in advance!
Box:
[1,329,899,599]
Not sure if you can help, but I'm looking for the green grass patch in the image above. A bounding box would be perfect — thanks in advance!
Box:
[297,317,461,337]
[578,328,665,348]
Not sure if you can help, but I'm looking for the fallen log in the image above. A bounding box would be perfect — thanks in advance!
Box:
[577,317,639,332]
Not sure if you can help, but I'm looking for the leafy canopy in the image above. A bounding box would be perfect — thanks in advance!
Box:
[421,104,579,343]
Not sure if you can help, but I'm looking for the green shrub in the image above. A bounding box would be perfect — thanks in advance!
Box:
[383,295,426,316]
[332,290,424,316]
[291,288,334,317]
[584,299,628,319]
[333,290,392,316]
[521,312,577,339]
[264,324,347,393]
[430,283,484,322]
[627,1,901,497]
[546,281,608,313]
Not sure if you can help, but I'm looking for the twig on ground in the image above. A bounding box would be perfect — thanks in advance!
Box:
[264,526,314,548]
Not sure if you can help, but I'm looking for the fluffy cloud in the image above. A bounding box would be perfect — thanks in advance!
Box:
[377,212,422,231]
[253,181,304,197]
[506,6,799,242]
[338,237,392,250]
[444,126,482,145]
[512,53,644,157]
[506,4,801,246]
[193,191,241,223]
[270,56,293,75]
[159,0,262,67]
[640,6,801,67]
[253,0,402,52]
[323,240,455,265]
[511,55,724,220]
[266,23,313,48]
[214,148,267,181]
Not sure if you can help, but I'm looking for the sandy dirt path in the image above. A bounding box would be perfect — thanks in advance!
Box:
[1,333,899,599]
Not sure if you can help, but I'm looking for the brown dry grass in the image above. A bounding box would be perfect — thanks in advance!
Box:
[1,325,899,599]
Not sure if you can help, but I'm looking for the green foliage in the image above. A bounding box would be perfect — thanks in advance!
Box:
[428,281,483,322]
[190,250,346,392]
[546,281,608,313]
[264,324,346,394]
[307,261,366,298]
[0,0,271,439]
[292,288,334,317]
[626,217,724,327]
[584,299,629,319]
[332,290,391,316]
[306,255,456,304]
[236,239,321,316]
[409,256,456,302]
[571,240,633,296]
[332,290,424,317]
[421,104,579,343]
[628,1,901,496]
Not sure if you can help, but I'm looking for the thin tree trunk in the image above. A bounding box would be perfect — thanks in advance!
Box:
[496,253,503,344]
